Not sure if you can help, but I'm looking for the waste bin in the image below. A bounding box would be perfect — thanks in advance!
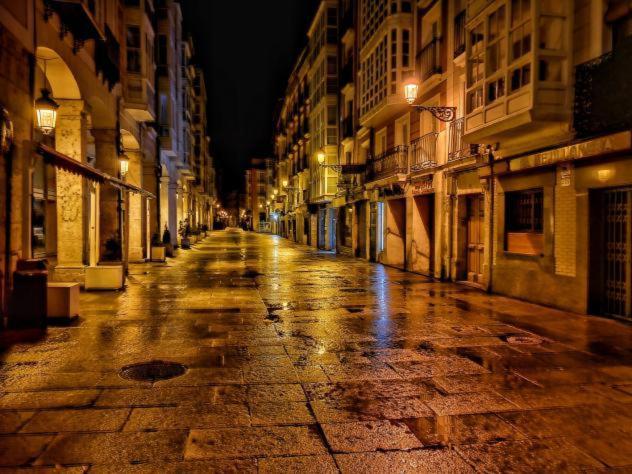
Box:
[8,259,48,329]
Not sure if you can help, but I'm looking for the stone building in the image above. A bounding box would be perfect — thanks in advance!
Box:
[272,0,632,321]
[0,0,215,323]
[244,157,275,232]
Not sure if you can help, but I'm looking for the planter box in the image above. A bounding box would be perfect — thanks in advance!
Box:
[151,245,166,262]
[47,282,80,321]
[85,265,124,290]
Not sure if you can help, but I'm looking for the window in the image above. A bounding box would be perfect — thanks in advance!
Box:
[505,189,544,255]
[510,63,531,92]
[126,26,141,73]
[466,21,485,113]
[510,0,531,62]
[539,58,563,82]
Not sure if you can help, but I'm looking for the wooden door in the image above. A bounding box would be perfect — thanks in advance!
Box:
[466,194,484,283]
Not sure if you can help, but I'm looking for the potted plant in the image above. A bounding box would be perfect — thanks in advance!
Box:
[86,234,124,290]
[179,219,191,249]
[150,232,166,262]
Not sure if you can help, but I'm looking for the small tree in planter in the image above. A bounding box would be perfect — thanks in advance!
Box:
[162,226,174,257]
[102,235,122,262]
[150,232,166,262]
[179,219,191,249]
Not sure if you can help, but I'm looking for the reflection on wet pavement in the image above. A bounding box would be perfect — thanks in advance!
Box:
[1,229,631,472]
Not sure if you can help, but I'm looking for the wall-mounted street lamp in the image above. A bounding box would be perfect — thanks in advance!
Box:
[316,149,342,172]
[35,88,59,135]
[403,78,456,122]
[119,152,130,179]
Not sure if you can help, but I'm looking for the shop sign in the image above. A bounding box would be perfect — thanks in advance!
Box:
[412,176,434,195]
[510,131,631,172]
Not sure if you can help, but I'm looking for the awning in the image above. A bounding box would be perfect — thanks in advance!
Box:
[39,144,107,183]
[38,144,156,199]
[106,176,156,199]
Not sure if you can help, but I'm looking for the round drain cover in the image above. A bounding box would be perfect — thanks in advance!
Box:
[119,361,187,382]
[506,335,543,345]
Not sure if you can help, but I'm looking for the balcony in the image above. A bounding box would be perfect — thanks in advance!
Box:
[448,117,481,162]
[410,132,438,171]
[574,37,632,139]
[418,38,442,80]
[367,146,408,181]
[44,0,104,52]
[95,25,120,90]
[453,11,466,58]
[124,77,155,122]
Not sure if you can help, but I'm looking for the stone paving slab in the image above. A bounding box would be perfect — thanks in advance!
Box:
[0,230,631,471]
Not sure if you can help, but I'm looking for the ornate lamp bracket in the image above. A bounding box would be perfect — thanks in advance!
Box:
[411,106,456,122]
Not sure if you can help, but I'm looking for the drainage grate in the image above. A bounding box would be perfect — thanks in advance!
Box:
[506,335,543,345]
[119,361,187,382]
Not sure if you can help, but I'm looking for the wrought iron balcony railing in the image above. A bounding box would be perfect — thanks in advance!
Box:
[368,145,408,181]
[448,117,482,161]
[410,132,438,171]
[574,37,632,139]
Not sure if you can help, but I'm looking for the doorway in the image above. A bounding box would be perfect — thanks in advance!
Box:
[465,194,484,284]
[385,198,406,268]
[356,201,368,259]
[411,194,434,275]
[590,188,631,320]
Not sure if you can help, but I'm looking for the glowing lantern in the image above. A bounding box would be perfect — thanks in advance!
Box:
[35,89,59,135]
[403,78,420,105]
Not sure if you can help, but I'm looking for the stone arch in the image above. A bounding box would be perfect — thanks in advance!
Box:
[35,47,81,100]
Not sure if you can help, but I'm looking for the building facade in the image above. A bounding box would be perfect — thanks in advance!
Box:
[271,0,632,321]
[0,0,215,324]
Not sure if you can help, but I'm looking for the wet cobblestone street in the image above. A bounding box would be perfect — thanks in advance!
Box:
[1,229,631,472]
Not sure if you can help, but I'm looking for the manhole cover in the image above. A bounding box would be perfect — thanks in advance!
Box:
[506,335,543,345]
[119,361,187,382]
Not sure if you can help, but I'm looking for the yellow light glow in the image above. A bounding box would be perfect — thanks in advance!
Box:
[317,150,326,165]
[403,78,419,105]
[35,89,59,135]
[119,154,130,177]
[282,180,288,187]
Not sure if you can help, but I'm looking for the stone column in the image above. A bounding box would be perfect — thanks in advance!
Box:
[54,99,87,282]
[93,129,121,262]
[169,179,179,245]
[143,161,159,238]
[126,150,144,262]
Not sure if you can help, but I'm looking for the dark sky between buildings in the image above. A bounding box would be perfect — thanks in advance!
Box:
[182,0,321,201]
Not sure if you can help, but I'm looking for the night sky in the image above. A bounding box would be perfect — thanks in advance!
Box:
[182,0,321,202]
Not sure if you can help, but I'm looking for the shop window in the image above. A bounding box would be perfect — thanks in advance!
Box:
[505,188,544,255]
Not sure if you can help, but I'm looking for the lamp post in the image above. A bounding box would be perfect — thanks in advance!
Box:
[403,77,456,122]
